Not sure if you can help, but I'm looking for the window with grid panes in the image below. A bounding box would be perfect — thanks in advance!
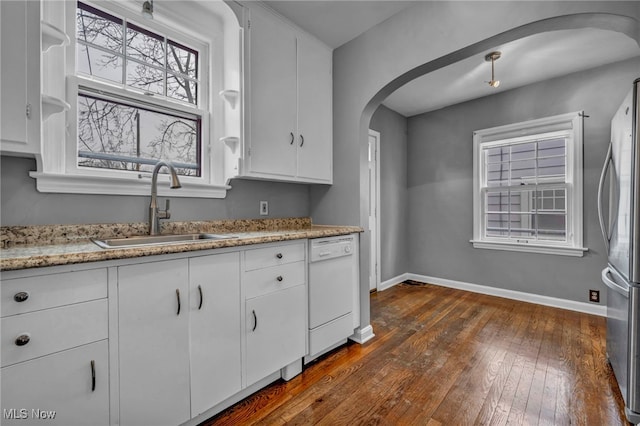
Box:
[32,0,238,198]
[76,2,202,176]
[472,112,587,257]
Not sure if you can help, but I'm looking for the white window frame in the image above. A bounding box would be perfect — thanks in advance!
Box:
[32,0,232,198]
[471,112,587,257]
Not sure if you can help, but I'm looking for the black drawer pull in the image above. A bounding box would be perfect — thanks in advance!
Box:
[276,253,283,259]
[14,292,29,302]
[15,334,30,346]
[198,285,203,310]
[276,276,284,282]
[91,360,96,392]
[252,310,258,331]
[176,289,181,316]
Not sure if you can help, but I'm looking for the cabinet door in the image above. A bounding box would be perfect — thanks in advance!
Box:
[1,340,109,426]
[189,253,241,416]
[0,0,28,149]
[0,0,40,155]
[118,259,191,426]
[245,284,306,386]
[296,34,332,182]
[247,6,297,177]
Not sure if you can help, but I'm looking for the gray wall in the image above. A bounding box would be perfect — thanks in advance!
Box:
[406,57,640,304]
[370,105,408,282]
[1,157,310,226]
[317,2,639,329]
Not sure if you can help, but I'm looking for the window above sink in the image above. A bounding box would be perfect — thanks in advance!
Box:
[30,0,242,198]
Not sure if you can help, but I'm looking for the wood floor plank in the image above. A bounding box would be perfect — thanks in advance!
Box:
[505,303,547,425]
[429,299,516,424]
[201,282,628,426]
[539,309,562,426]
[521,312,555,426]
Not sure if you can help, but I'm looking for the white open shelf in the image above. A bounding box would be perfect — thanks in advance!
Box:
[219,90,239,109]
[220,136,240,153]
[41,21,70,52]
[42,94,70,120]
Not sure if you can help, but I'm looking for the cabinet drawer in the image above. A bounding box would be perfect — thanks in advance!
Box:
[244,261,305,299]
[1,269,107,317]
[1,340,109,426]
[1,299,108,367]
[244,243,305,271]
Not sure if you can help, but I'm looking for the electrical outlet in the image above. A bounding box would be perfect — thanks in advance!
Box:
[589,290,600,303]
[259,201,268,216]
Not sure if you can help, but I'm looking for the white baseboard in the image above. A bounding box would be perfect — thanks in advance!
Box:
[378,273,410,291]
[406,273,607,317]
[349,325,375,344]
[376,272,606,317]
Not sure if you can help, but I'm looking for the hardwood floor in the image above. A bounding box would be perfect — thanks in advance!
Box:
[201,281,628,425]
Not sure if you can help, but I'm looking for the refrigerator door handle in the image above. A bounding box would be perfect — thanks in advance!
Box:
[631,80,640,283]
[598,142,613,252]
[602,267,629,298]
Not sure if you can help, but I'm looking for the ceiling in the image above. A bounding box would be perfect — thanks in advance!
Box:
[384,28,640,116]
[263,1,640,117]
[264,1,416,49]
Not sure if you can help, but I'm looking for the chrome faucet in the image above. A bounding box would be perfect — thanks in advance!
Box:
[149,160,182,235]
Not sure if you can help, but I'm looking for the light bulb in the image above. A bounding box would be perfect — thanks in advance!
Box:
[489,80,500,88]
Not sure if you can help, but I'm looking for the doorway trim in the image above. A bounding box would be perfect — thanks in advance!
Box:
[368,129,381,291]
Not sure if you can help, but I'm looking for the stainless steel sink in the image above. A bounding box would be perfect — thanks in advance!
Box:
[91,233,237,249]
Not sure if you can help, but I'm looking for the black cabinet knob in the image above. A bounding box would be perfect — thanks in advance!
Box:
[15,334,30,346]
[14,292,29,302]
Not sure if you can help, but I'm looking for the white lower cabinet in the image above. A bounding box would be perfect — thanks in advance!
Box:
[245,284,306,386]
[189,253,242,416]
[0,266,109,426]
[117,253,243,425]
[2,240,314,426]
[1,340,109,426]
[243,242,307,386]
[118,259,191,426]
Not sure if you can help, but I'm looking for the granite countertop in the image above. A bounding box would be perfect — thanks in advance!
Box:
[0,218,362,271]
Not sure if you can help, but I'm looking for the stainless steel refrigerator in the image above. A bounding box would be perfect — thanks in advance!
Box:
[599,77,640,424]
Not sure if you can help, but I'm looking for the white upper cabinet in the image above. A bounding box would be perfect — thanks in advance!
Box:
[240,4,333,184]
[1,0,69,159]
[297,34,332,182]
[0,0,41,157]
[246,6,298,178]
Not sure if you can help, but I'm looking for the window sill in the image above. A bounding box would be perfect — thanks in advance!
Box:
[29,172,230,199]
[470,240,588,257]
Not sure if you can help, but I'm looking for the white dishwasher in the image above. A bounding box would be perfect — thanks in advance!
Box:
[306,234,359,363]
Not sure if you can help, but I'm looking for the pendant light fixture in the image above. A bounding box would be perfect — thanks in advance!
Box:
[484,51,501,88]
[141,0,154,19]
